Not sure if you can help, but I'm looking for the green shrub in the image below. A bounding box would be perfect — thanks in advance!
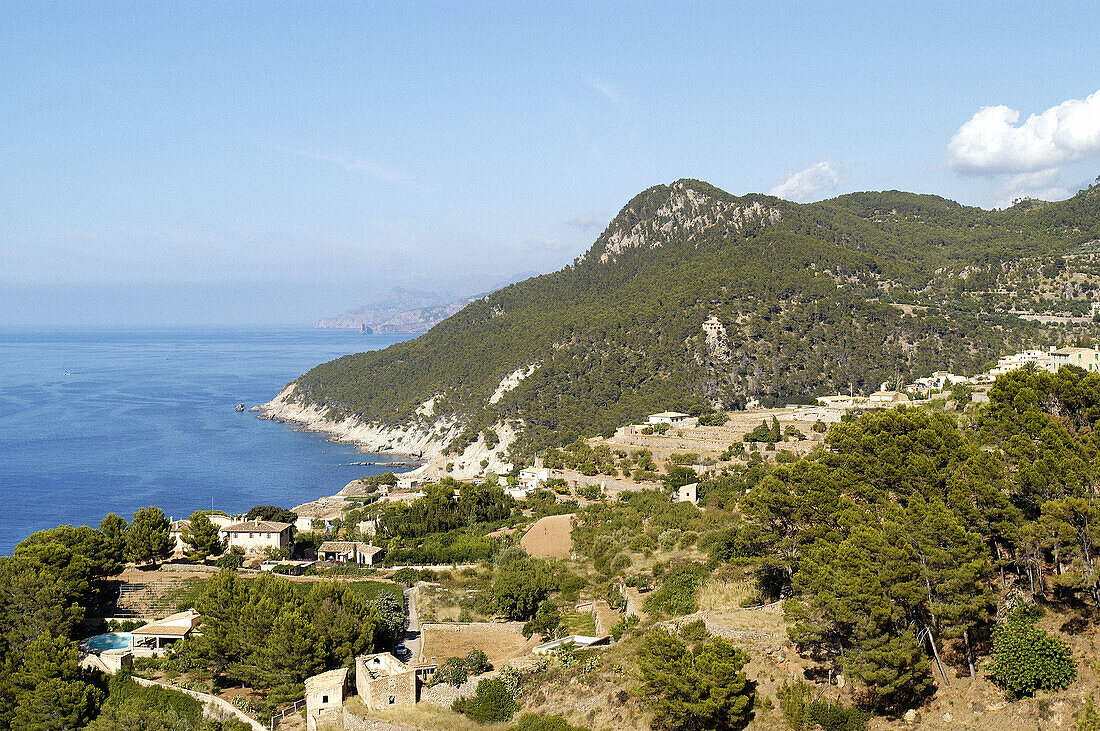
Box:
[778,679,870,731]
[697,412,729,427]
[392,568,418,586]
[216,549,244,570]
[987,604,1077,700]
[1078,696,1100,731]
[679,619,709,642]
[642,564,707,617]
[658,529,682,552]
[453,678,517,723]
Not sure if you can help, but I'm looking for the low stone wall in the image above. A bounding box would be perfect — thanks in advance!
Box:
[419,621,525,634]
[131,676,265,731]
[419,673,482,707]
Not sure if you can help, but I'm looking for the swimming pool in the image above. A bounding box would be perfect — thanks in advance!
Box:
[83,632,132,652]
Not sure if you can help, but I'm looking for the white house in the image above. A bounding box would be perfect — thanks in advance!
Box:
[519,467,551,491]
[396,476,421,491]
[221,519,293,554]
[673,482,698,505]
[168,520,190,553]
[130,610,201,651]
[318,541,384,566]
[647,411,690,425]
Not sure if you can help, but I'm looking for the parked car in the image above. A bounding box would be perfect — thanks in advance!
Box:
[394,642,408,657]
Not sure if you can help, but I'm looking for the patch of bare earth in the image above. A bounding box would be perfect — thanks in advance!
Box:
[521,514,574,559]
[420,623,540,667]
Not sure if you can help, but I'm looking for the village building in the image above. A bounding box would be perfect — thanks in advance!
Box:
[168,519,190,553]
[518,467,551,491]
[220,519,293,554]
[378,490,425,505]
[673,482,698,505]
[304,667,348,731]
[356,519,377,537]
[355,653,434,710]
[1050,346,1100,372]
[317,541,383,566]
[396,476,421,491]
[647,411,690,425]
[867,390,910,406]
[130,609,200,651]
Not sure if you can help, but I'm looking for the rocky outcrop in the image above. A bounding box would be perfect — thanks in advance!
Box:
[259,386,517,480]
[259,385,462,461]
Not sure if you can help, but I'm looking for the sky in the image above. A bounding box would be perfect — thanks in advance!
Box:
[3,2,1100,325]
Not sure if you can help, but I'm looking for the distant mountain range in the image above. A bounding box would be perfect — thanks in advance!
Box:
[286,177,1100,457]
[315,274,540,333]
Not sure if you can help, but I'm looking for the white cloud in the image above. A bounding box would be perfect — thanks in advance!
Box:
[768,161,839,201]
[993,170,1072,209]
[947,90,1100,176]
[565,215,602,230]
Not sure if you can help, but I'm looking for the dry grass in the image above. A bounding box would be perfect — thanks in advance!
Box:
[421,623,540,666]
[344,696,507,731]
[696,578,756,613]
[521,514,574,559]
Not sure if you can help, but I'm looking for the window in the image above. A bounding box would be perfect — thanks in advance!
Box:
[388,696,396,705]
[322,695,328,704]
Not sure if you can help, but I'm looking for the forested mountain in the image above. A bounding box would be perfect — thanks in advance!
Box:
[285,178,1100,454]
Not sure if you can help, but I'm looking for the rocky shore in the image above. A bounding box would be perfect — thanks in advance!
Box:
[259,385,518,515]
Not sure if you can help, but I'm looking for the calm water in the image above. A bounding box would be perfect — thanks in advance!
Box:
[0,326,413,555]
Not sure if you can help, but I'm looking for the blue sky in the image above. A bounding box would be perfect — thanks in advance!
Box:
[3,2,1100,324]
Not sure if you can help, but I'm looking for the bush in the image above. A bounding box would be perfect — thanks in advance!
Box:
[610,613,639,641]
[697,412,729,426]
[216,549,244,570]
[492,558,555,619]
[642,564,707,617]
[987,604,1077,700]
[679,619,709,642]
[392,568,418,586]
[578,485,602,501]
[778,679,870,731]
[453,678,516,723]
[658,529,683,552]
[431,650,494,687]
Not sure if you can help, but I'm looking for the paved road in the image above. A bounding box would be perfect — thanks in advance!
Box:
[403,586,422,665]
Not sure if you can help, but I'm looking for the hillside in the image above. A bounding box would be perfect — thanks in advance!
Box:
[267,178,1100,464]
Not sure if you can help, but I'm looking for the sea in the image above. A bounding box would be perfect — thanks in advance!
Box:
[0,326,414,556]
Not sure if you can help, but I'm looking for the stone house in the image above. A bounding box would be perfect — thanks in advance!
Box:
[220,519,293,554]
[304,667,348,731]
[317,541,383,566]
[355,653,432,710]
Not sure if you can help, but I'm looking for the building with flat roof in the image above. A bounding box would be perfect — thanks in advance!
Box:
[647,411,690,425]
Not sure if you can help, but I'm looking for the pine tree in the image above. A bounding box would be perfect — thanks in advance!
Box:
[180,511,222,561]
[124,506,172,568]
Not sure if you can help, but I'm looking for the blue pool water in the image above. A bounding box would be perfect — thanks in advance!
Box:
[84,632,133,652]
[0,326,414,555]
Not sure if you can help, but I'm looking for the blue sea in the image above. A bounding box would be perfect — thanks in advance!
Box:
[0,326,414,555]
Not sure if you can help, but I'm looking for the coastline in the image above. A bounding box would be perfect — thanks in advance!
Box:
[259,384,519,516]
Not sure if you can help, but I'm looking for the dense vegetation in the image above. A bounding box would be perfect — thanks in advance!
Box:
[288,179,1100,454]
